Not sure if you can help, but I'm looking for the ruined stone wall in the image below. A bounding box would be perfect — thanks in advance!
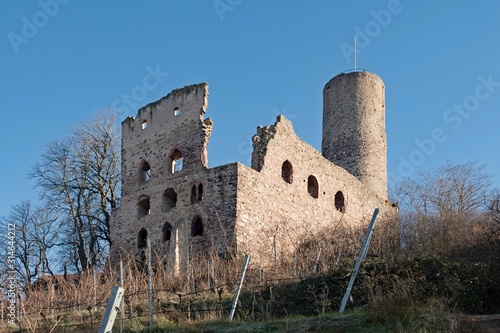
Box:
[235,115,396,266]
[110,72,396,272]
[322,71,387,198]
[110,84,238,270]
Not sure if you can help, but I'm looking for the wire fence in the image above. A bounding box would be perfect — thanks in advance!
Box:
[1,219,397,332]
[3,269,343,333]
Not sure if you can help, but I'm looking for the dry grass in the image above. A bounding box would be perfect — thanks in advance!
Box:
[366,277,458,332]
[0,219,471,332]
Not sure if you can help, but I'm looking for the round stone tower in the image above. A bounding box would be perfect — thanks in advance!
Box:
[322,71,387,198]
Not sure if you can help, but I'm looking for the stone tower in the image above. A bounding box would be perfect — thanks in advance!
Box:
[321,71,387,198]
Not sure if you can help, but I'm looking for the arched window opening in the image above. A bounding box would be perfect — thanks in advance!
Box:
[197,183,203,201]
[162,188,177,210]
[190,185,197,204]
[138,196,150,218]
[307,175,319,198]
[140,161,151,182]
[191,216,204,237]
[141,120,148,129]
[173,107,180,116]
[137,227,148,248]
[162,222,172,243]
[335,191,345,213]
[281,160,293,184]
[169,149,184,173]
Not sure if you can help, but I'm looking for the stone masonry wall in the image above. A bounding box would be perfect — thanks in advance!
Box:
[110,84,238,271]
[235,115,396,266]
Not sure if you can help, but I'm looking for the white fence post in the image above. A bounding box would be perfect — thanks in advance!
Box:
[98,286,124,333]
[339,208,379,313]
[228,254,250,321]
[312,247,322,274]
[120,260,124,333]
[147,239,153,330]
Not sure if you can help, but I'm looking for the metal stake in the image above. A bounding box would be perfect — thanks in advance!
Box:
[339,208,379,313]
[229,254,250,321]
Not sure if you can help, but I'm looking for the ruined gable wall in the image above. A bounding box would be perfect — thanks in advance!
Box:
[235,115,396,265]
[110,84,238,268]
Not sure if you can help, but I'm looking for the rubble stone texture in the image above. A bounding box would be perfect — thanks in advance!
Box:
[322,71,387,198]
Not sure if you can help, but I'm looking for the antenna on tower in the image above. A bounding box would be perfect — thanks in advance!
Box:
[354,34,357,71]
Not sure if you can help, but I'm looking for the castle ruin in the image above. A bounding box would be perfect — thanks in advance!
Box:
[109,70,397,271]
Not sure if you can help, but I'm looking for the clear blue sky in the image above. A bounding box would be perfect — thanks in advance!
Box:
[1,1,499,217]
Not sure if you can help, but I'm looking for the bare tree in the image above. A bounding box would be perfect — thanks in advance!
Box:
[395,162,491,217]
[394,161,494,257]
[0,201,59,290]
[32,206,62,277]
[488,190,500,224]
[0,201,37,290]
[30,110,120,272]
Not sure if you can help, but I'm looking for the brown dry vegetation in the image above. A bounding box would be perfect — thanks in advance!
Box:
[2,208,499,333]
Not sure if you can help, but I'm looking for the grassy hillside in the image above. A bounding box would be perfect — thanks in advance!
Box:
[6,255,500,333]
